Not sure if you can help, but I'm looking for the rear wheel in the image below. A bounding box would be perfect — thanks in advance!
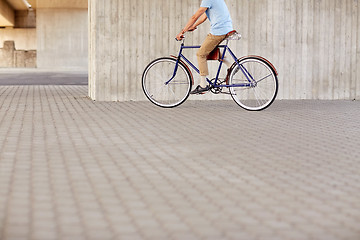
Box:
[229,57,278,111]
[142,57,192,108]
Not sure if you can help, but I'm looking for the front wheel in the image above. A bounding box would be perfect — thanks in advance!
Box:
[142,57,192,108]
[229,57,278,111]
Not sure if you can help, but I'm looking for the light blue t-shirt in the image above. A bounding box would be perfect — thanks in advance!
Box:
[201,0,233,36]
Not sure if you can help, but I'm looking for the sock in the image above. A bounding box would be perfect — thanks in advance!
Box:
[199,76,208,87]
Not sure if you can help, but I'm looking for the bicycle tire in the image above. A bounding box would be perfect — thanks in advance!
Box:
[229,56,278,111]
[142,57,192,108]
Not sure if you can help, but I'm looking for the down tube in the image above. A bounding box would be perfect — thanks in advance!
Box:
[180,54,200,74]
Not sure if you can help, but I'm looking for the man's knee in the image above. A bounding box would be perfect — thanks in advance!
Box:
[196,49,207,58]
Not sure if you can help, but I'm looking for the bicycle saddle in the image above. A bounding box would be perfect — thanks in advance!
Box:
[226,30,242,40]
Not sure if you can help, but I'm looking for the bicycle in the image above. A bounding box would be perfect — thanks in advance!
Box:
[142,31,278,111]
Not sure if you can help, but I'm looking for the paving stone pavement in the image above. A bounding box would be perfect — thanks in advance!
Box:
[0,85,359,240]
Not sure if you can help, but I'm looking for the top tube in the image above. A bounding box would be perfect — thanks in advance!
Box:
[175,33,229,48]
[176,36,229,49]
[181,45,228,49]
[176,31,241,45]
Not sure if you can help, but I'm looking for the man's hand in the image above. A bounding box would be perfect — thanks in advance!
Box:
[176,7,207,41]
[176,32,185,41]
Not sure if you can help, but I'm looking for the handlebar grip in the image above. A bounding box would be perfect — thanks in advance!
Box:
[175,35,185,41]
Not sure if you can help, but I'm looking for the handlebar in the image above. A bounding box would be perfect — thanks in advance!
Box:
[175,31,187,42]
[175,35,185,42]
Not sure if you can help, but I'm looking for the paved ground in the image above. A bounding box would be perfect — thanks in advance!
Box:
[0,69,87,85]
[0,84,359,240]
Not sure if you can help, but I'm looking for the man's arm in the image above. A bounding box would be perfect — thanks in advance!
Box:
[176,7,207,40]
[189,13,207,31]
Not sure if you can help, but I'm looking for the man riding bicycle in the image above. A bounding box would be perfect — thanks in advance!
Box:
[176,0,234,94]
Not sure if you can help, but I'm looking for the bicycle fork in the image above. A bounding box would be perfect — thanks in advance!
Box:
[166,43,186,85]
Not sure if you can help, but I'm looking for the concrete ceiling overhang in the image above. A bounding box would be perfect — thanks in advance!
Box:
[6,0,36,10]
[4,0,88,10]
[37,0,87,9]
[0,0,15,26]
[0,0,87,27]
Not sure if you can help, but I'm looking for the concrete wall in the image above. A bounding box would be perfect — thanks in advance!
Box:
[15,10,36,28]
[89,0,360,101]
[0,28,36,49]
[37,8,88,69]
[0,41,36,67]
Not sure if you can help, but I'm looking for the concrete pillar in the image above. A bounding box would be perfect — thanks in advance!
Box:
[14,50,25,67]
[14,50,36,68]
[89,0,360,101]
[89,0,187,101]
[0,41,15,67]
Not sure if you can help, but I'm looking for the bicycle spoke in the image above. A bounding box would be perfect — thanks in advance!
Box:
[252,87,266,106]
[256,73,272,84]
[152,84,167,98]
[149,70,168,97]
[253,82,270,100]
[229,57,278,111]
[168,81,189,85]
[142,57,191,108]
[168,85,177,100]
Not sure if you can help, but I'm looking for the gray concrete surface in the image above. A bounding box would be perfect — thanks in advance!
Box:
[0,68,88,85]
[0,84,359,240]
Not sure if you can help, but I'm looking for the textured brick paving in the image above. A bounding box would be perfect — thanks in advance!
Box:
[0,85,359,240]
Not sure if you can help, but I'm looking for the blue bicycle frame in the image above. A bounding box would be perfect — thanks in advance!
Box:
[167,41,255,88]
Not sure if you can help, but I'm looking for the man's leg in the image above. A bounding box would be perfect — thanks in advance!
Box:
[196,33,226,77]
[196,33,226,87]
